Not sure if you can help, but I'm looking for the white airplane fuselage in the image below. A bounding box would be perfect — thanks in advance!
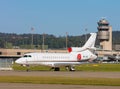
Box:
[16,50,97,67]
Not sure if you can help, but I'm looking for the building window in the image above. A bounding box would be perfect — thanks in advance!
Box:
[17,52,21,55]
[0,52,2,55]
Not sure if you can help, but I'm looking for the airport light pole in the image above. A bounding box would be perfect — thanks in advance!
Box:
[5,37,7,49]
[66,32,68,50]
[31,27,34,49]
[42,33,45,52]
[85,28,87,42]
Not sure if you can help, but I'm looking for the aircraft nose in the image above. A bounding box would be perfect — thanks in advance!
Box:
[15,59,22,64]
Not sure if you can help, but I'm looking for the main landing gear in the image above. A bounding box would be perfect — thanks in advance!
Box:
[54,67,60,71]
[51,66,75,71]
[50,67,60,71]
[65,66,75,71]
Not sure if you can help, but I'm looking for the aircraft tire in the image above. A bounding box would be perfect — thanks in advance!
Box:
[54,67,60,71]
[69,67,75,71]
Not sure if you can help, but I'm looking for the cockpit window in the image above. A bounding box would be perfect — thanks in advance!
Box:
[28,55,32,57]
[23,55,27,57]
[23,55,32,57]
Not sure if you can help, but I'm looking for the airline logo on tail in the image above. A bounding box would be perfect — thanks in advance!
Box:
[68,33,97,52]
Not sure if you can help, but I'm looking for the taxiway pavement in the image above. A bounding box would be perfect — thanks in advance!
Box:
[0,71,120,89]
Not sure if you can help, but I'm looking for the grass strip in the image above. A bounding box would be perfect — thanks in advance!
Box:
[76,63,120,72]
[0,76,120,86]
[13,63,120,72]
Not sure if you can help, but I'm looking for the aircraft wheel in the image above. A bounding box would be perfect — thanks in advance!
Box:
[69,66,75,71]
[54,67,60,71]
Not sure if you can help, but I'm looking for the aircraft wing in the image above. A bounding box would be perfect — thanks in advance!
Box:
[40,62,89,67]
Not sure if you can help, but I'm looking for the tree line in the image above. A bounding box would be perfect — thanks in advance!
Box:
[0,31,119,49]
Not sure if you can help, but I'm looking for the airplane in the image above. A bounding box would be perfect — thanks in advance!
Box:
[15,33,97,71]
[103,54,120,63]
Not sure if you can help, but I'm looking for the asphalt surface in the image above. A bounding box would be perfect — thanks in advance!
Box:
[0,71,120,78]
[0,71,120,89]
[0,83,120,89]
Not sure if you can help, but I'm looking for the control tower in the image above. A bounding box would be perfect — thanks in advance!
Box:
[97,19,112,50]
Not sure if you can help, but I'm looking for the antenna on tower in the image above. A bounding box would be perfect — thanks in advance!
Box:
[66,32,68,50]
[101,17,107,20]
[85,27,88,42]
